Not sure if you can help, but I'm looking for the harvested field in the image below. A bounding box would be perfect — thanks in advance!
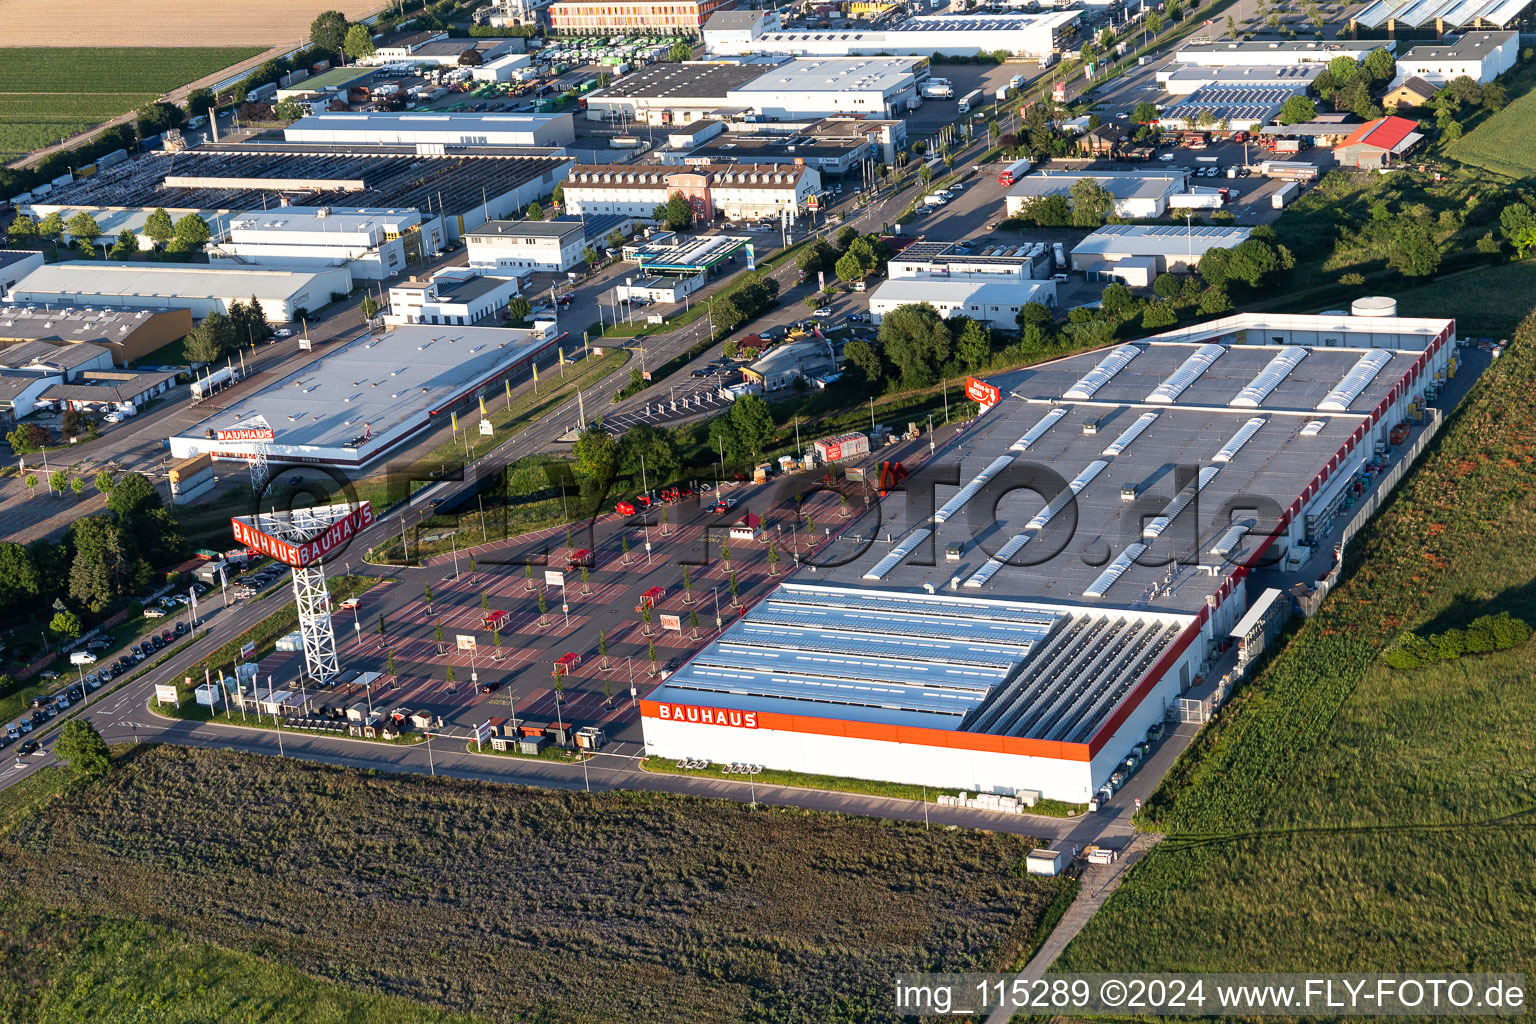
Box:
[0,0,385,47]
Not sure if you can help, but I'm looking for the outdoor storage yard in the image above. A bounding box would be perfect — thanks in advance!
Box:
[0,0,383,46]
[1053,320,1536,986]
[0,746,1065,1024]
[0,47,263,160]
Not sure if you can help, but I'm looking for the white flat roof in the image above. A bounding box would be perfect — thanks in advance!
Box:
[228,207,422,232]
[870,278,1055,305]
[12,261,340,301]
[1072,224,1252,258]
[172,323,555,456]
[730,56,920,94]
[287,111,568,134]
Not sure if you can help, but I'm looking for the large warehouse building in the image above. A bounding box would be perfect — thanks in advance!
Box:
[26,144,571,241]
[7,263,351,322]
[208,208,446,281]
[704,11,1081,58]
[282,111,576,148]
[0,305,191,365]
[642,310,1457,801]
[1173,38,1387,66]
[168,322,564,468]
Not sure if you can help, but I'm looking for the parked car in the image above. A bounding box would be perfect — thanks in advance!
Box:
[18,740,40,756]
[273,328,293,338]
[174,622,189,636]
[143,607,166,618]
[812,307,833,318]
[71,651,97,664]
[478,680,500,693]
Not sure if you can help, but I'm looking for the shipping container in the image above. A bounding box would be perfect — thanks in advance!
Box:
[814,432,870,463]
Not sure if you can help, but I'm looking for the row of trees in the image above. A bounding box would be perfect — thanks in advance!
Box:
[184,298,274,363]
[710,272,779,336]
[1008,178,1119,229]
[0,471,181,626]
[7,206,210,258]
[795,226,892,288]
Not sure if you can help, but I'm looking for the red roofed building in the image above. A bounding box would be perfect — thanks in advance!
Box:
[1334,116,1423,169]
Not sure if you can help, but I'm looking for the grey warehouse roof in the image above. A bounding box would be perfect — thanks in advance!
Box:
[593,61,772,100]
[1072,224,1252,257]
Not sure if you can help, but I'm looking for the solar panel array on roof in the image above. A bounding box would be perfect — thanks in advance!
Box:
[1230,346,1308,407]
[1318,349,1394,411]
[1064,344,1140,400]
[1145,343,1225,404]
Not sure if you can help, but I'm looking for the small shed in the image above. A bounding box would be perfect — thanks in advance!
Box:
[554,652,582,676]
[1026,848,1065,876]
[728,512,763,542]
[517,733,549,755]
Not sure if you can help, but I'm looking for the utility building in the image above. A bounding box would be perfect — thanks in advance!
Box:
[208,208,446,281]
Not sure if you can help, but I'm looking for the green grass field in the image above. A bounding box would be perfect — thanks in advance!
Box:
[0,746,1064,1023]
[1052,313,1536,990]
[0,47,261,159]
[1449,66,1536,178]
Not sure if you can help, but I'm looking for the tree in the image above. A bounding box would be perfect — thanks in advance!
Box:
[0,542,41,615]
[573,424,620,484]
[37,211,64,245]
[70,476,85,500]
[1069,178,1116,227]
[184,311,235,364]
[1389,219,1441,278]
[66,211,102,249]
[68,515,139,611]
[507,296,533,322]
[955,317,991,370]
[7,213,37,247]
[24,473,38,498]
[168,213,210,255]
[526,199,544,221]
[662,191,694,232]
[360,294,379,320]
[144,207,175,248]
[1017,301,1052,331]
[310,10,349,54]
[274,98,306,122]
[582,245,600,269]
[49,609,83,641]
[343,23,376,62]
[1132,100,1160,125]
[1142,301,1178,329]
[796,238,836,277]
[1013,194,1072,228]
[1363,47,1395,85]
[135,101,183,138]
[668,38,693,62]
[184,87,216,120]
[834,250,865,284]
[1500,202,1536,254]
[878,303,951,388]
[619,421,678,484]
[56,720,112,780]
[727,394,775,460]
[7,423,50,454]
[1197,284,1232,315]
[109,228,139,260]
[842,338,883,388]
[50,469,67,495]
[1278,94,1317,125]
[1153,273,1182,299]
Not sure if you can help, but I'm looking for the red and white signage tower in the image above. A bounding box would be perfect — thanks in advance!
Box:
[215,415,276,495]
[230,500,374,685]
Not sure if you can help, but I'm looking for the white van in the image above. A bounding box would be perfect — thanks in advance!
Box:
[339,597,361,610]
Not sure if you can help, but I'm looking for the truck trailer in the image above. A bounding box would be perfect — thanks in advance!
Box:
[1271,180,1300,209]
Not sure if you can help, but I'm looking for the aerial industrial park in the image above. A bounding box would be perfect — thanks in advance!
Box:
[0,0,1533,1019]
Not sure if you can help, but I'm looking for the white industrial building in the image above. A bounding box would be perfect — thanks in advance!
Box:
[868,278,1057,328]
[168,323,563,468]
[1156,63,1322,96]
[1071,224,1252,283]
[283,111,575,148]
[1393,31,1518,86]
[704,11,1081,58]
[1173,39,1387,67]
[643,309,1458,802]
[208,208,446,281]
[0,251,45,300]
[7,262,352,323]
[0,370,63,423]
[465,217,590,273]
[888,240,1054,281]
[471,52,537,83]
[384,268,521,326]
[727,57,923,120]
[1006,170,1189,220]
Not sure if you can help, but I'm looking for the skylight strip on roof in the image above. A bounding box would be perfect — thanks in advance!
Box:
[1212,416,1267,464]
[933,454,1015,524]
[1145,343,1226,404]
[1101,411,1160,456]
[1010,406,1069,450]
[964,460,1109,588]
[1142,465,1222,540]
[862,527,932,581]
[1229,346,1308,408]
[1084,543,1149,599]
[1209,519,1256,557]
[1317,349,1394,412]
[1062,344,1141,400]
